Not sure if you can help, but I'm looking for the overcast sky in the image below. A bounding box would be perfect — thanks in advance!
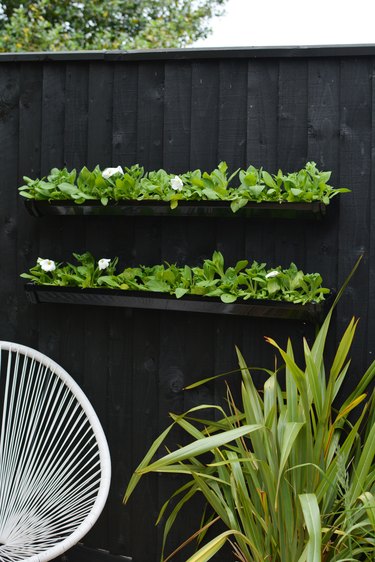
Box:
[193,0,375,48]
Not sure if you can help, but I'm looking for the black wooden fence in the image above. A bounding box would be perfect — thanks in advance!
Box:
[0,46,374,561]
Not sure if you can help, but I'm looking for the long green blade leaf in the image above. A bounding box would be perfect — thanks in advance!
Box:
[300,494,321,562]
[140,424,263,473]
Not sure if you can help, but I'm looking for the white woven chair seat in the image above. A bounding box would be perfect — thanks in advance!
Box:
[0,342,111,562]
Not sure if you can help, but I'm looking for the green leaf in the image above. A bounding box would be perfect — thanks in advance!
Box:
[175,287,188,298]
[124,423,175,502]
[275,422,304,507]
[220,293,237,303]
[291,188,303,197]
[299,494,321,562]
[349,420,375,504]
[262,171,277,189]
[139,424,263,473]
[185,531,231,562]
[230,198,248,212]
[235,260,249,274]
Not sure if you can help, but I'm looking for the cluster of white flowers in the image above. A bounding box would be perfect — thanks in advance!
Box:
[37,258,56,272]
[170,175,183,191]
[37,257,111,272]
[102,166,124,179]
[98,258,111,270]
[102,169,184,191]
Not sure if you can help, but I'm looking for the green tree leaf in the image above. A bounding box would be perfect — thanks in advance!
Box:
[0,0,227,51]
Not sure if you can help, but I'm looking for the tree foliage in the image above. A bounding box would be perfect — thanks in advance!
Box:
[0,0,226,52]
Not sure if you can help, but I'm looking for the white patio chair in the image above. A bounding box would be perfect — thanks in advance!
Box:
[0,341,111,562]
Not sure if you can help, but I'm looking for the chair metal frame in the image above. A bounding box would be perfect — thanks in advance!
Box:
[0,341,111,562]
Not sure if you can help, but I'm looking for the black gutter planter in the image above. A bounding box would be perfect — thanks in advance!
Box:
[24,199,327,220]
[25,284,333,323]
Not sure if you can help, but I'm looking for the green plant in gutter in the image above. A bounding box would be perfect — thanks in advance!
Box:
[21,252,118,288]
[21,251,329,305]
[124,279,375,562]
[18,161,349,211]
[19,164,145,206]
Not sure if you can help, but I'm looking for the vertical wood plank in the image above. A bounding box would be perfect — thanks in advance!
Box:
[367,63,375,367]
[137,61,165,170]
[83,60,115,549]
[17,63,41,348]
[41,63,66,173]
[64,62,89,170]
[60,61,89,385]
[278,60,308,171]
[87,62,114,168]
[164,61,191,172]
[112,62,138,167]
[243,59,280,372]
[106,312,134,556]
[215,59,247,411]
[0,64,20,344]
[306,59,341,356]
[156,60,196,558]
[108,61,138,555]
[276,60,309,267]
[338,58,372,380]
[37,62,67,364]
[185,59,218,439]
[247,60,279,171]
[217,59,247,170]
[126,60,166,561]
[129,312,160,562]
[274,59,311,354]
[190,61,219,170]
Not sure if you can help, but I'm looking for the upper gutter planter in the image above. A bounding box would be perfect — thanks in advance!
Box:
[19,161,348,219]
[24,199,328,220]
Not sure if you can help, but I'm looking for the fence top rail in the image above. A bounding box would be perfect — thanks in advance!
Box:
[0,44,375,62]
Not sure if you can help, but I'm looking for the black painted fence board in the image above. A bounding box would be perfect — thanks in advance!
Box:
[16,63,40,347]
[0,49,373,561]
[337,58,372,386]
[0,63,19,345]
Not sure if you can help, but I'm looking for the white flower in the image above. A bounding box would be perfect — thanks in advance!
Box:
[102,166,124,179]
[170,175,183,191]
[98,258,111,271]
[265,270,280,279]
[38,259,56,272]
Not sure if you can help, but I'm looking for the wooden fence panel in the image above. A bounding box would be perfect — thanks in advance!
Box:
[0,48,373,561]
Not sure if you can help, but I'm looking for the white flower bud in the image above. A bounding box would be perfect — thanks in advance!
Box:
[39,259,56,272]
[102,166,124,179]
[265,270,280,279]
[170,175,183,191]
[98,258,111,270]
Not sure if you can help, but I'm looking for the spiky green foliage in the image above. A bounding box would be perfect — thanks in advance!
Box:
[124,292,375,561]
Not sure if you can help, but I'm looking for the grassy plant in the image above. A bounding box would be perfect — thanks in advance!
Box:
[124,287,375,561]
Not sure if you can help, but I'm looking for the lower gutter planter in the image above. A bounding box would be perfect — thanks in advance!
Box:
[24,199,327,220]
[25,283,333,323]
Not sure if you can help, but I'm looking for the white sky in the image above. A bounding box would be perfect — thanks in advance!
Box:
[193,0,375,48]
